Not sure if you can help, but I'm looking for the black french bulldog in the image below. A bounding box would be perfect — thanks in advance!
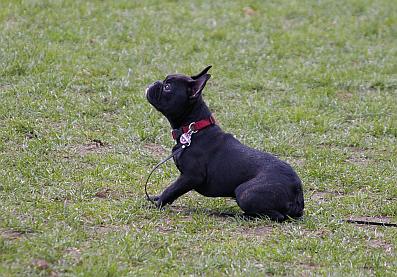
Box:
[145,66,304,221]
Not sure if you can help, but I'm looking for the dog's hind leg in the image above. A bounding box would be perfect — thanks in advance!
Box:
[235,179,291,222]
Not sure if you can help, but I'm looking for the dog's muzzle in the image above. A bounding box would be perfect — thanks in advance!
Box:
[145,81,162,101]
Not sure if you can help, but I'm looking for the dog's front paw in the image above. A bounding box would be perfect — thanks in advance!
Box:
[154,198,166,209]
[147,195,165,209]
[148,195,160,202]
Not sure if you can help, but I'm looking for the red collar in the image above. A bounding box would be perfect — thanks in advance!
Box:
[172,115,216,140]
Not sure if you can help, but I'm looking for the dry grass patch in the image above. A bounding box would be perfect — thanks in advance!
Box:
[73,139,112,156]
[143,142,167,157]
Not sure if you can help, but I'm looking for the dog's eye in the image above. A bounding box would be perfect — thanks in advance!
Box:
[164,83,171,91]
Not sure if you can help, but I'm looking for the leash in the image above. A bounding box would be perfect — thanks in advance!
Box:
[144,146,186,205]
[342,219,397,227]
[144,116,216,206]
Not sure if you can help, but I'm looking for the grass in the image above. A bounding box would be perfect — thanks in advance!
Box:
[0,0,396,275]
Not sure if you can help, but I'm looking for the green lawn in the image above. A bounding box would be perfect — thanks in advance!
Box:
[1,0,396,276]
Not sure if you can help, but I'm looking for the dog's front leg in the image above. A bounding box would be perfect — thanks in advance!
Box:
[156,175,196,208]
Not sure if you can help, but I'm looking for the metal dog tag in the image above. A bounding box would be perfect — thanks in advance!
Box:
[180,133,191,146]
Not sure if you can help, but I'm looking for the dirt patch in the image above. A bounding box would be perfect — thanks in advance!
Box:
[367,239,394,253]
[0,229,24,239]
[65,247,81,255]
[0,84,13,91]
[299,261,320,270]
[310,191,328,202]
[157,225,174,233]
[345,156,369,165]
[243,7,257,16]
[345,152,369,165]
[94,188,112,198]
[241,226,274,237]
[336,145,370,165]
[74,139,111,156]
[310,190,344,204]
[32,259,49,270]
[345,146,368,153]
[0,228,33,240]
[64,247,82,261]
[336,91,353,101]
[143,143,167,157]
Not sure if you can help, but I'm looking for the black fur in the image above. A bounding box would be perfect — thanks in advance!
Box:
[145,66,304,221]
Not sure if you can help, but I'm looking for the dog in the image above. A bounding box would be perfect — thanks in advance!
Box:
[145,66,304,221]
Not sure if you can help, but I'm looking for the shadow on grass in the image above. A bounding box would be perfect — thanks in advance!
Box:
[158,204,305,223]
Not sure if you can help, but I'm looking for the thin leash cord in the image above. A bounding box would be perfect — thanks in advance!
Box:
[144,147,185,205]
[342,219,397,227]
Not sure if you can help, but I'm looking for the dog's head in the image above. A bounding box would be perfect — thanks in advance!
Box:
[145,66,212,119]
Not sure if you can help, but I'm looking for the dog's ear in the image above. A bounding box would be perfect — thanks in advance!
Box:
[189,73,211,99]
[191,65,212,80]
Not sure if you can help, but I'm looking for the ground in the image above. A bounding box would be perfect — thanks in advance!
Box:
[0,0,396,276]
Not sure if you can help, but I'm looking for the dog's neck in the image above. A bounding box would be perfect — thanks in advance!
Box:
[167,99,212,129]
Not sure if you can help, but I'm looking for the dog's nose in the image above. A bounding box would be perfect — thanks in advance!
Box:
[145,81,161,97]
[145,83,155,97]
